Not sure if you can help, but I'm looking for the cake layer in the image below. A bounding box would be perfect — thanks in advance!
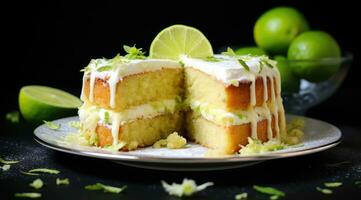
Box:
[185,111,277,154]
[96,112,183,150]
[185,67,278,111]
[82,68,183,111]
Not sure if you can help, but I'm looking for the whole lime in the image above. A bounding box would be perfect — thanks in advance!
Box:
[287,31,341,82]
[235,46,267,56]
[254,7,310,54]
[275,56,300,93]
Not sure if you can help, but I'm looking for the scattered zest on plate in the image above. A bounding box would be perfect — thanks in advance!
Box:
[324,182,342,188]
[56,178,70,185]
[14,193,42,198]
[68,121,81,129]
[6,111,20,123]
[161,178,213,197]
[27,168,60,175]
[29,179,43,189]
[316,187,333,194]
[43,120,61,130]
[235,192,248,200]
[253,185,285,199]
[84,183,127,194]
[1,164,11,171]
[0,156,20,164]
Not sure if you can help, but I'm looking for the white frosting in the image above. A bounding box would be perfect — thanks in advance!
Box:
[181,54,277,86]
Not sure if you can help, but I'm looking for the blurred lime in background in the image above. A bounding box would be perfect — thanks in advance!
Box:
[254,7,309,55]
[288,31,341,82]
[235,46,267,56]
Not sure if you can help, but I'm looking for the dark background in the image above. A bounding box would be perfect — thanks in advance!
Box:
[2,0,361,124]
[1,1,361,200]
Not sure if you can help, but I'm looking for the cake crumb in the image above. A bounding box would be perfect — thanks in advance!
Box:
[153,132,187,149]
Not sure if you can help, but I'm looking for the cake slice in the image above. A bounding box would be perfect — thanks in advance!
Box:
[79,53,183,150]
[183,54,286,154]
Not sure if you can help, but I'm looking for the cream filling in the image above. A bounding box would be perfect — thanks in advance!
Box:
[79,99,180,145]
[189,101,273,127]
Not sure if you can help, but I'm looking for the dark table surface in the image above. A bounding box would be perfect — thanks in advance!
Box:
[1,89,361,200]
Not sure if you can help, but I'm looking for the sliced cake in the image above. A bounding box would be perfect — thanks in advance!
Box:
[183,54,286,154]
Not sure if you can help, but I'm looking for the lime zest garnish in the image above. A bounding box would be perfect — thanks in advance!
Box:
[56,178,70,185]
[161,178,213,197]
[14,193,42,198]
[324,182,342,188]
[0,156,20,164]
[326,161,351,167]
[204,56,221,62]
[316,187,333,194]
[29,179,43,189]
[6,111,20,123]
[20,170,40,176]
[68,121,81,129]
[28,168,60,174]
[123,45,146,59]
[253,185,285,198]
[96,66,113,72]
[84,183,127,194]
[43,120,61,130]
[1,164,11,171]
[235,113,245,120]
[238,59,250,71]
[263,60,274,68]
[104,111,110,124]
[222,47,237,56]
[235,192,248,200]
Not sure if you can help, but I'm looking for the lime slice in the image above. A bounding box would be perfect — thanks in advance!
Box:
[19,85,82,124]
[149,25,213,60]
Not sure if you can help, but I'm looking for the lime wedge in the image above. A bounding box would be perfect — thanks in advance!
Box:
[149,25,213,60]
[19,85,82,124]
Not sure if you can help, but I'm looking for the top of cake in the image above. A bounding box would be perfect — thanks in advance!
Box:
[82,55,181,80]
[181,54,278,86]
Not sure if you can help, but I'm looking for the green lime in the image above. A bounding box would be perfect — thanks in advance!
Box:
[19,85,82,124]
[254,7,310,54]
[149,24,213,60]
[275,56,300,93]
[287,31,341,82]
[235,46,267,56]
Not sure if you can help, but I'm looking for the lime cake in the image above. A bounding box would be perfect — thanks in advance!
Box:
[77,25,286,154]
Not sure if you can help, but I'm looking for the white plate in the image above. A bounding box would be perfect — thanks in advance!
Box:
[34,115,341,171]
